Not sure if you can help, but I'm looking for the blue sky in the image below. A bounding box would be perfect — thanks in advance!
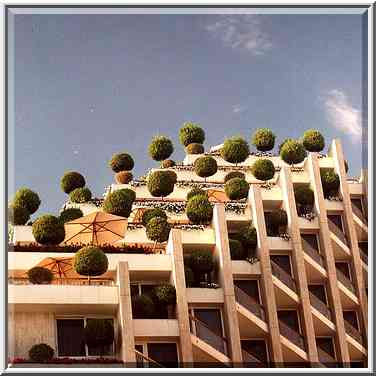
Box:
[9,11,367,216]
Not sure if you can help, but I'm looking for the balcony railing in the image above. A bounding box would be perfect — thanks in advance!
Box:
[351,201,367,224]
[301,237,325,267]
[234,285,266,321]
[241,349,265,367]
[317,346,338,367]
[335,268,356,294]
[135,349,163,368]
[270,260,297,293]
[8,277,115,286]
[328,219,349,247]
[189,314,228,356]
[278,319,306,351]
[344,320,364,346]
[309,292,332,321]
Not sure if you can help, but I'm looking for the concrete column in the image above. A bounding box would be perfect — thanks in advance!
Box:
[279,167,319,365]
[167,229,194,366]
[249,185,284,366]
[306,153,350,365]
[212,204,243,364]
[330,139,368,336]
[116,261,136,365]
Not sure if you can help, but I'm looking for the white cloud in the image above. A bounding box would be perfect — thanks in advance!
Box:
[324,90,362,142]
[232,104,247,114]
[206,14,272,55]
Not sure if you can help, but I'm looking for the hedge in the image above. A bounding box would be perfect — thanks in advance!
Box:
[69,187,92,203]
[302,129,325,152]
[185,143,204,154]
[179,122,205,146]
[60,172,86,194]
[229,239,245,260]
[29,344,54,363]
[59,208,83,223]
[148,136,174,161]
[8,204,30,226]
[224,178,249,200]
[221,137,249,164]
[186,186,208,201]
[280,139,307,165]
[153,284,176,305]
[115,171,133,184]
[194,156,218,179]
[108,153,134,172]
[147,170,175,198]
[252,128,276,151]
[73,246,108,277]
[103,188,136,218]
[224,171,245,183]
[145,217,171,243]
[142,208,167,226]
[251,159,275,181]
[27,266,53,284]
[320,169,340,198]
[32,215,65,245]
[294,185,314,206]
[186,195,213,224]
[13,188,41,214]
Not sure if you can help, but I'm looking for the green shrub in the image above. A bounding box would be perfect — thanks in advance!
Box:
[146,217,171,243]
[185,143,204,154]
[69,187,92,203]
[186,187,208,201]
[237,224,258,249]
[320,169,340,198]
[28,343,54,363]
[186,195,213,224]
[224,171,245,183]
[278,138,294,154]
[165,170,178,184]
[229,239,245,260]
[142,208,167,226]
[8,204,30,225]
[132,294,155,318]
[252,128,276,151]
[147,170,175,198]
[179,122,205,146]
[221,136,250,164]
[115,171,133,184]
[108,153,134,172]
[73,246,108,277]
[103,188,136,218]
[32,215,65,245]
[294,185,314,206]
[160,159,176,168]
[184,267,194,287]
[13,188,41,215]
[60,172,86,194]
[194,156,218,179]
[153,284,176,305]
[280,139,307,165]
[148,136,174,161]
[302,129,325,152]
[251,159,275,181]
[59,208,83,223]
[224,178,249,200]
[84,319,114,354]
[187,250,214,275]
[27,267,53,284]
[265,209,288,236]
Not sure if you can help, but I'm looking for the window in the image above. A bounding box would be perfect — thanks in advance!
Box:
[358,241,368,255]
[301,234,320,253]
[335,262,352,281]
[278,310,300,333]
[308,285,327,305]
[270,255,293,276]
[351,198,363,213]
[316,337,335,358]
[147,343,178,367]
[241,339,268,363]
[343,311,359,330]
[56,318,114,357]
[327,215,343,231]
[234,280,261,304]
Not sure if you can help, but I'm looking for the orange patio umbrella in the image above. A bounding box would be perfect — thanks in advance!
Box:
[63,211,127,245]
[35,257,77,279]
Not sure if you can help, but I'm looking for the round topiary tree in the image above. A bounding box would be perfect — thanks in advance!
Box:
[148,136,174,162]
[186,186,208,201]
[60,171,86,194]
[320,169,340,198]
[142,208,167,226]
[186,195,213,224]
[73,246,108,282]
[69,187,92,203]
[115,171,133,184]
[294,185,315,215]
[146,217,171,251]
[238,224,258,249]
[280,139,307,165]
[84,319,114,356]
[32,215,65,245]
[8,204,30,225]
[184,267,194,287]
[179,122,205,146]
[13,188,41,215]
[185,143,204,155]
[251,159,275,181]
[224,178,249,200]
[147,170,175,199]
[278,138,294,154]
[265,209,288,236]
[132,293,155,318]
[252,128,276,152]
[27,266,53,284]
[153,284,176,305]
[165,170,178,184]
[224,171,245,183]
[160,159,176,168]
[221,136,250,165]
[103,188,136,218]
[187,250,214,285]
[194,156,218,182]
[59,208,83,224]
[229,239,245,260]
[108,153,134,173]
[302,129,325,152]
[29,343,54,363]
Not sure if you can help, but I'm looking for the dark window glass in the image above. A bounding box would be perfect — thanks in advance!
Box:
[350,361,365,368]
[86,319,114,356]
[234,280,260,303]
[270,255,292,276]
[57,319,85,356]
[278,310,300,333]
[328,215,343,231]
[141,284,156,296]
[194,309,223,335]
[309,285,327,304]
[343,311,359,330]
[316,337,335,358]
[301,234,320,253]
[351,198,363,213]
[147,343,178,367]
[130,284,139,297]
[358,242,368,254]
[135,344,143,353]
[335,262,351,281]
[241,340,268,363]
